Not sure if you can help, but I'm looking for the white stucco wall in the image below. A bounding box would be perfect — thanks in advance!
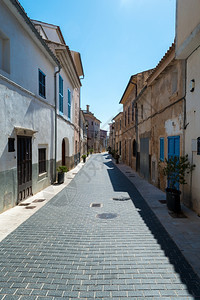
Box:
[0,1,56,106]
[0,81,55,172]
[184,47,200,212]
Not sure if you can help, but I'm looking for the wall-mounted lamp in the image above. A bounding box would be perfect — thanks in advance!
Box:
[189,79,195,92]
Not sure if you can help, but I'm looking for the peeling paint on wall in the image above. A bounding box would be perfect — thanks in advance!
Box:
[165,115,182,136]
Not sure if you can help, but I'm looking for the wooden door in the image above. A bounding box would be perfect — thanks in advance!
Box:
[17,136,32,203]
[140,137,149,180]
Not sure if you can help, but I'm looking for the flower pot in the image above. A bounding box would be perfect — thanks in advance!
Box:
[115,155,119,164]
[58,172,64,184]
[83,157,86,163]
[166,188,181,213]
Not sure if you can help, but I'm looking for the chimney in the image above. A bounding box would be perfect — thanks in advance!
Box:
[86,105,90,112]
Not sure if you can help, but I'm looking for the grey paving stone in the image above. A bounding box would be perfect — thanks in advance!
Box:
[0,287,17,294]
[47,290,64,297]
[20,297,37,300]
[127,290,144,297]
[15,289,32,296]
[2,296,20,300]
[1,154,200,299]
[37,297,54,300]
[30,289,47,296]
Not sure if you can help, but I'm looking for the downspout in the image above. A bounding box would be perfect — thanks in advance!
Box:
[79,88,81,160]
[130,81,138,171]
[183,58,193,202]
[135,102,139,171]
[54,66,61,183]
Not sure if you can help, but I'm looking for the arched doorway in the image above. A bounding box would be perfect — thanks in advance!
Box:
[62,139,65,165]
[62,138,70,168]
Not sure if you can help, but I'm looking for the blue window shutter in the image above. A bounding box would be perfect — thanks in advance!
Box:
[59,75,63,114]
[160,138,164,161]
[39,69,46,98]
[168,136,180,158]
[68,89,71,119]
[174,136,180,157]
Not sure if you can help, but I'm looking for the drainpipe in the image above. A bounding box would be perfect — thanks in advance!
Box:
[131,81,138,171]
[54,66,61,183]
[135,103,139,171]
[183,58,193,201]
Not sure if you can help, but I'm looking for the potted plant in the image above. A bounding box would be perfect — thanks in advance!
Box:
[57,165,68,184]
[89,148,93,154]
[162,154,195,213]
[82,154,86,163]
[115,151,119,164]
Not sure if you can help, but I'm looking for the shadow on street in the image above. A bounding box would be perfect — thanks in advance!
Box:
[104,157,200,298]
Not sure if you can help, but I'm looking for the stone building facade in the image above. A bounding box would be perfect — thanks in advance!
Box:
[118,43,186,201]
[119,70,152,170]
[83,105,101,153]
[112,112,123,157]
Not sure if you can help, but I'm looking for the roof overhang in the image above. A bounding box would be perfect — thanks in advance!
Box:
[71,51,84,78]
[112,112,123,121]
[176,23,200,59]
[119,75,137,104]
[147,43,175,86]
[46,42,81,88]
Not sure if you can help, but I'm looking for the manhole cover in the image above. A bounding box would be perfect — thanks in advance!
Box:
[90,203,102,207]
[33,199,46,203]
[96,213,118,219]
[112,196,131,201]
[25,206,36,209]
[159,200,167,204]
[18,203,31,206]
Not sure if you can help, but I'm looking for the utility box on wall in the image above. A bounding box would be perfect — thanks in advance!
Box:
[193,138,200,155]
[197,137,200,155]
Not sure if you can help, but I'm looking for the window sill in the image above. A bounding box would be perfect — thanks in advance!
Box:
[38,172,48,181]
[39,94,46,99]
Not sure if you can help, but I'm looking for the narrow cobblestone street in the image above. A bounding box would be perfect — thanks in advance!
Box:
[0,153,200,299]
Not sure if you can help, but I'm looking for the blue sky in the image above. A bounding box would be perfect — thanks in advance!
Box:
[20,0,176,131]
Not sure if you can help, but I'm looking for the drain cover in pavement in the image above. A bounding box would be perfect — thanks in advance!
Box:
[33,199,46,203]
[25,206,36,209]
[90,203,102,207]
[96,213,118,219]
[112,196,131,201]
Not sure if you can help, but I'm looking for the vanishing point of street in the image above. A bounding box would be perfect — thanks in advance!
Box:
[0,154,200,299]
